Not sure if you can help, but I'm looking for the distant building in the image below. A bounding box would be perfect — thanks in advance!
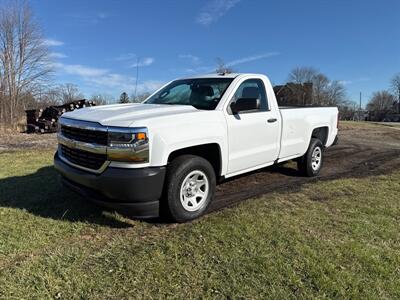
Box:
[273,83,313,106]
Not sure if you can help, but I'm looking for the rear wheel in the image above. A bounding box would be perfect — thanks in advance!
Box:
[164,155,216,222]
[297,138,324,177]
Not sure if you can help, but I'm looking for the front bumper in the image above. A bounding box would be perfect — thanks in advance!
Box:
[54,152,166,218]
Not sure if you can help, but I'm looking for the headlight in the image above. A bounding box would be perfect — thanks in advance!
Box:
[108,132,136,146]
[107,128,149,163]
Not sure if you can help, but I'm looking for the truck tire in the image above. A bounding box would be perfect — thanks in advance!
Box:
[164,155,216,222]
[297,138,324,177]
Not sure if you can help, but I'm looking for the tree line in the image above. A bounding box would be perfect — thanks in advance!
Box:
[281,66,399,121]
[0,1,148,129]
[286,66,349,108]
[0,1,52,126]
[366,74,400,121]
[118,91,150,104]
[1,2,398,130]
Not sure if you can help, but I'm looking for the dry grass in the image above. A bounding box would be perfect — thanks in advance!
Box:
[0,147,399,299]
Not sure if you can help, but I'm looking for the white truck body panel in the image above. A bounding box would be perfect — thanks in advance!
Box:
[279,107,338,159]
[62,73,338,178]
[63,103,199,127]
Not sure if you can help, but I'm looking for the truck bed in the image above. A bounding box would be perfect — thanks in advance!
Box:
[278,106,338,160]
[279,105,337,109]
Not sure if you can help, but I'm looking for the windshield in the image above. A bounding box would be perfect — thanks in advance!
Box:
[144,78,233,110]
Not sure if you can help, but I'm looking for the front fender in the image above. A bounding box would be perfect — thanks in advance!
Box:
[148,114,228,175]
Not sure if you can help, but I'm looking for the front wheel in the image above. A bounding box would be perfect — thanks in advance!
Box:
[297,138,324,177]
[164,155,216,222]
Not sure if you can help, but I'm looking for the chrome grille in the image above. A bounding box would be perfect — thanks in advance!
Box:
[60,144,107,170]
[61,125,108,145]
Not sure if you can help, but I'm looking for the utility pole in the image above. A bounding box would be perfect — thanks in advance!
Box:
[134,57,139,102]
[398,87,400,114]
[359,92,362,121]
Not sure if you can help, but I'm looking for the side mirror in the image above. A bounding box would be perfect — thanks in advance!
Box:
[230,98,260,114]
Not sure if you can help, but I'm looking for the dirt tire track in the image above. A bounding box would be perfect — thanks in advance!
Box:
[210,125,400,212]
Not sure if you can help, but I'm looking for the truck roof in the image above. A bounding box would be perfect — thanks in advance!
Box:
[181,73,241,79]
[180,73,269,80]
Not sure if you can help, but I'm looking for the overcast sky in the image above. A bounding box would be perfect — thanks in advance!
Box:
[32,0,400,105]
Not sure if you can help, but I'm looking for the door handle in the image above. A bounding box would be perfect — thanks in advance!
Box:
[267,118,277,123]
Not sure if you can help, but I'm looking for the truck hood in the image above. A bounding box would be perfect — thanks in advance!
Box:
[61,103,199,127]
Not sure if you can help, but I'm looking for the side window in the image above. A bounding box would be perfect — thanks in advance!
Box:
[230,79,268,112]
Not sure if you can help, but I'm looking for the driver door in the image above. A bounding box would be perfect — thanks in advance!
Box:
[225,79,280,175]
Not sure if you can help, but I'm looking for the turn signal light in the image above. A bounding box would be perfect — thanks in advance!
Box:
[136,132,146,140]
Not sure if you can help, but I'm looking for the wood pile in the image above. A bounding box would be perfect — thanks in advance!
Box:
[25,99,96,133]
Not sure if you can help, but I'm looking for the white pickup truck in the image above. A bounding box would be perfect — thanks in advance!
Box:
[54,73,338,222]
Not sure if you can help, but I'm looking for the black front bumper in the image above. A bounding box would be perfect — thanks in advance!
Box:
[54,152,166,218]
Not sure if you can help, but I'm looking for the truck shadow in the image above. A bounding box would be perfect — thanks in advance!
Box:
[0,166,132,228]
[0,163,303,227]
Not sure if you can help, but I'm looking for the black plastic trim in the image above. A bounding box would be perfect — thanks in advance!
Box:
[61,177,159,218]
[332,135,339,146]
[54,152,165,217]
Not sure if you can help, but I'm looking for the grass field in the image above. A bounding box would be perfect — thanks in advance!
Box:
[1,126,400,298]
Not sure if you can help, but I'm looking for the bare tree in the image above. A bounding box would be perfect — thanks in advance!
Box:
[0,1,53,125]
[367,91,396,112]
[59,83,84,103]
[131,92,150,103]
[366,90,397,121]
[215,57,234,74]
[35,86,62,107]
[312,73,330,105]
[89,93,113,106]
[337,100,358,120]
[286,66,347,106]
[390,73,400,113]
[325,80,346,106]
[287,66,318,84]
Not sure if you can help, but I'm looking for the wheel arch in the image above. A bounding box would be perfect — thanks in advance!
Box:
[166,143,223,177]
[310,126,329,147]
